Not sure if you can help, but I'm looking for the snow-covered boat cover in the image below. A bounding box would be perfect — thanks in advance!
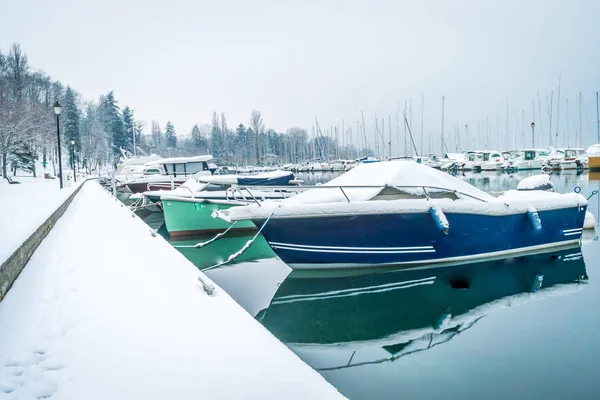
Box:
[199,170,294,186]
[218,161,588,221]
[144,170,294,198]
[586,144,600,155]
[517,174,553,191]
[284,161,494,204]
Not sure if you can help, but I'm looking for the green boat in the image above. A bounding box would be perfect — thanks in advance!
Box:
[161,196,256,237]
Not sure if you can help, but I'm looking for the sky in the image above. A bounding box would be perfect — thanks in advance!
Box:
[2,0,600,154]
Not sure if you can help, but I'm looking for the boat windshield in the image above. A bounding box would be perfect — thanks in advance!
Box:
[565,149,577,158]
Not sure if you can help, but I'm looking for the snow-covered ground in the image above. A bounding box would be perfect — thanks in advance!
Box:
[0,182,343,399]
[0,176,79,264]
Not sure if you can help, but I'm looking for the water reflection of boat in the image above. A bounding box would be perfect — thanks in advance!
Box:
[257,249,588,371]
[170,231,276,270]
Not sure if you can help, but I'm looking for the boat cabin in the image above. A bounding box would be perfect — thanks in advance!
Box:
[480,151,501,162]
[147,155,213,177]
[522,149,549,160]
[564,148,586,159]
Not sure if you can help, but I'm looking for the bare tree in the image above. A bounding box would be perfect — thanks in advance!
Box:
[250,110,263,164]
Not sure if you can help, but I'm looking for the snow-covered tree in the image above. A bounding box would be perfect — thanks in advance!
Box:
[165,121,177,148]
[100,91,128,160]
[62,87,81,160]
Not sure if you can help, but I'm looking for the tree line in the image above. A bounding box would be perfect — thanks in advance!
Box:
[1,43,371,179]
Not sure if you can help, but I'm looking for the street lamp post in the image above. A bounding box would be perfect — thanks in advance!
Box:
[70,139,77,183]
[530,122,536,148]
[53,101,63,189]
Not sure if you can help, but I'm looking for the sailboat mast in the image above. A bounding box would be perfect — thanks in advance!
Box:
[537,92,543,147]
[579,92,583,148]
[532,99,535,147]
[395,112,400,158]
[420,94,425,156]
[409,100,413,156]
[548,91,554,147]
[361,111,368,156]
[486,115,489,149]
[388,114,392,158]
[441,96,445,154]
[403,100,408,157]
[597,91,600,143]
[566,99,570,147]
[521,110,525,149]
[512,111,516,149]
[506,97,510,150]
[556,72,562,147]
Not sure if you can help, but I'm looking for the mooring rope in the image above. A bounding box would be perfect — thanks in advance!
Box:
[199,212,275,273]
[574,186,599,200]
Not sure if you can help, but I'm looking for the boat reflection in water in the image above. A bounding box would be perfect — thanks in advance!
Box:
[169,231,276,270]
[258,247,588,371]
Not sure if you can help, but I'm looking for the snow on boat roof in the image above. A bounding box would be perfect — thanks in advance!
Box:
[444,153,465,160]
[283,161,495,205]
[148,155,213,165]
[587,144,600,155]
[516,174,553,190]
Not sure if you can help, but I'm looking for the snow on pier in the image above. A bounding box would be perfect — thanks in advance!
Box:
[0,177,79,264]
[0,182,343,399]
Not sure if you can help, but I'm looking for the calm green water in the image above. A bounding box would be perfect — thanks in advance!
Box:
[142,170,600,399]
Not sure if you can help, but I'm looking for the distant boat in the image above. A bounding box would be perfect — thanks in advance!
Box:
[218,161,588,270]
[479,150,505,171]
[558,148,588,170]
[587,144,600,171]
[504,149,550,171]
[123,155,214,193]
[258,248,587,370]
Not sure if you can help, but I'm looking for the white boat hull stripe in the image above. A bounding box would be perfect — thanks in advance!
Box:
[271,245,436,254]
[269,242,434,251]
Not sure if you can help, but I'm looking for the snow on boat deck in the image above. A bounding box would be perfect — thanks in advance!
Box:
[0,177,79,264]
[0,182,343,399]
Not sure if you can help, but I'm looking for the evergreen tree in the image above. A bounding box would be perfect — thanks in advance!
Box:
[100,91,128,160]
[165,121,177,148]
[9,141,38,176]
[191,124,202,148]
[122,106,135,153]
[62,87,81,165]
[62,87,80,147]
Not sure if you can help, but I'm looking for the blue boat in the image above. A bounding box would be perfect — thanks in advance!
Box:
[141,170,297,205]
[219,161,588,270]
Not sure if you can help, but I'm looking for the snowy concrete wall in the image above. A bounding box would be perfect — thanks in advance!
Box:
[0,182,86,302]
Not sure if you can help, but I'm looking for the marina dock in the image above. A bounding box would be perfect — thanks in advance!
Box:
[0,180,343,399]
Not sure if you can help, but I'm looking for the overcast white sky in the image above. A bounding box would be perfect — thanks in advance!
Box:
[2,0,599,152]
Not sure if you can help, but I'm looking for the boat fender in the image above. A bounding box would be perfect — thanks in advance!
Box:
[429,205,449,235]
[527,208,543,232]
